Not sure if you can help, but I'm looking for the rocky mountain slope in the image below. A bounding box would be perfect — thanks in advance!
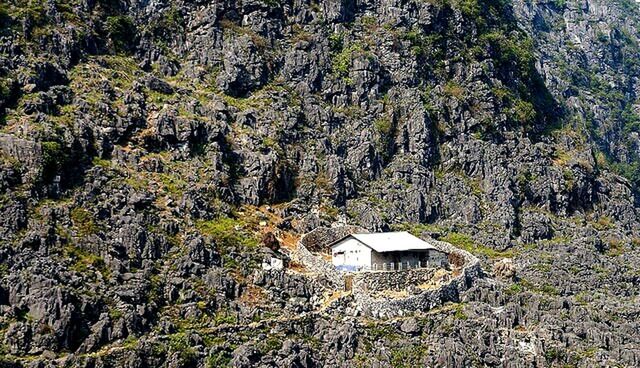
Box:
[1,0,640,366]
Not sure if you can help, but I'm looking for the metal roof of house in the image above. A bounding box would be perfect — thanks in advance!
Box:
[330,231,437,253]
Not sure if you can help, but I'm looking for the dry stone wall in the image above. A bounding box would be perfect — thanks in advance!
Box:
[352,268,438,293]
[299,225,366,252]
[351,236,482,317]
[292,227,359,288]
[294,227,482,318]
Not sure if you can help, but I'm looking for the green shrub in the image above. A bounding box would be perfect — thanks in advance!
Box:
[328,32,344,52]
[0,4,9,25]
[260,0,282,7]
[148,7,184,37]
[482,31,534,72]
[492,87,512,104]
[106,16,136,53]
[539,284,559,295]
[41,141,66,182]
[168,334,198,363]
[609,160,640,187]
[109,308,123,320]
[158,173,187,198]
[207,351,232,367]
[366,323,397,341]
[374,117,392,136]
[621,105,640,133]
[13,2,47,31]
[213,309,238,325]
[0,78,8,96]
[259,336,283,353]
[505,283,523,295]
[0,77,11,111]
[544,347,565,362]
[456,0,481,18]
[512,99,536,125]
[332,42,366,81]
[402,31,443,60]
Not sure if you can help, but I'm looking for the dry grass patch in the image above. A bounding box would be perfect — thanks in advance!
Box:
[372,289,409,299]
[238,284,267,306]
[416,269,452,290]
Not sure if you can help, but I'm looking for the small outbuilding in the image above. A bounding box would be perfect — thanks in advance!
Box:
[329,231,448,272]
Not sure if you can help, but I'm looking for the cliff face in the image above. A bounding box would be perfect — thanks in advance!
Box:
[1,0,640,366]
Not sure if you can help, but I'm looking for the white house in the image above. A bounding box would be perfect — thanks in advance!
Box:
[329,231,448,272]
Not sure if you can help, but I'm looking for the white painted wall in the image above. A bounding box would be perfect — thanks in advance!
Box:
[332,238,450,272]
[331,238,372,271]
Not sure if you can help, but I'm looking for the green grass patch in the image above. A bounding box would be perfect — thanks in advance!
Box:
[606,237,625,257]
[442,232,513,258]
[207,350,232,367]
[70,207,100,237]
[219,18,267,48]
[92,156,112,168]
[158,173,187,198]
[366,323,399,341]
[213,308,238,325]
[393,222,445,237]
[453,303,468,320]
[221,93,273,111]
[64,245,108,276]
[592,216,614,231]
[512,278,561,296]
[168,333,198,364]
[389,344,429,367]
[196,216,259,249]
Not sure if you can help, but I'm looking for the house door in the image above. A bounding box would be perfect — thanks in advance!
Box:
[344,275,353,291]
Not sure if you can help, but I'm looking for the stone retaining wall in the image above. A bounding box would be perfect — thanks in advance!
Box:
[294,227,483,318]
[352,268,438,293]
[292,227,352,288]
[351,235,482,318]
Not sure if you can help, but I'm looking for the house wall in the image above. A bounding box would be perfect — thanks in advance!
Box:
[429,249,448,265]
[331,238,372,271]
[371,249,449,271]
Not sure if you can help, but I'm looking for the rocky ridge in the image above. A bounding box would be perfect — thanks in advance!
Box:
[1,0,640,366]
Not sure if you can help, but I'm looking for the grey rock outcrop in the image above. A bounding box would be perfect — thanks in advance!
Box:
[1,0,640,366]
